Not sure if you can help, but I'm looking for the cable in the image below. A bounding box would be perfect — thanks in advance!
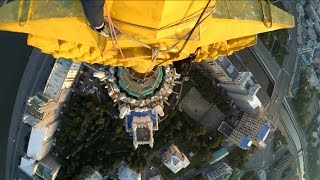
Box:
[175,0,212,56]
[112,6,215,31]
[109,0,214,73]
[105,2,124,58]
[156,0,213,67]
[18,0,35,26]
[260,0,273,28]
[111,2,215,53]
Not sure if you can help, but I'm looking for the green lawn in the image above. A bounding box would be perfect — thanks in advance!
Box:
[150,157,162,168]
[180,79,194,101]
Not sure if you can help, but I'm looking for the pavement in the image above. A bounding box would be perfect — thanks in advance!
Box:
[245,1,309,178]
[179,87,211,121]
[244,135,275,172]
[229,1,310,178]
[178,87,225,131]
[6,48,55,180]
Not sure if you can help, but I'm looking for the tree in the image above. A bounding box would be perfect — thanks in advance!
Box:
[96,117,105,125]
[74,165,94,180]
[241,170,258,180]
[174,119,183,130]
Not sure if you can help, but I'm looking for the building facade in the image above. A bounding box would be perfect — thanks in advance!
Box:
[269,152,294,180]
[203,57,262,112]
[36,154,61,180]
[95,65,181,149]
[226,112,272,150]
[125,110,159,149]
[204,56,239,84]
[206,162,233,180]
[19,58,81,179]
[161,144,190,174]
[220,72,261,112]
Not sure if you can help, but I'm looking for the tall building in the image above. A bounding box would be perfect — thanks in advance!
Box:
[26,121,59,161]
[204,56,239,84]
[19,58,81,179]
[125,110,159,149]
[203,57,262,113]
[43,58,81,102]
[95,65,181,149]
[23,58,81,127]
[35,154,61,180]
[219,72,261,112]
[226,112,272,150]
[269,152,293,180]
[161,144,190,174]
[206,162,233,180]
[23,89,70,127]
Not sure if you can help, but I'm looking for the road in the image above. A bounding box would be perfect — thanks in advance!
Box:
[244,135,275,172]
[246,2,309,178]
[6,48,55,180]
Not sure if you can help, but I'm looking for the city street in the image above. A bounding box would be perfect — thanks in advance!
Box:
[244,135,275,172]
[245,1,309,178]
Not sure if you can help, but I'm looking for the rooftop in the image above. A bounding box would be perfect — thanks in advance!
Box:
[27,95,46,110]
[43,58,72,101]
[126,110,158,130]
[19,156,37,177]
[239,135,252,150]
[216,56,239,81]
[36,154,61,180]
[23,114,40,126]
[117,164,141,180]
[234,72,252,85]
[85,171,103,180]
[117,67,163,98]
[206,162,233,180]
[218,122,234,137]
[27,127,48,160]
[257,122,271,141]
[210,147,229,164]
[136,127,151,141]
[161,144,190,173]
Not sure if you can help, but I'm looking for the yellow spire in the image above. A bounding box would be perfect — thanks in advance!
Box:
[0,0,294,73]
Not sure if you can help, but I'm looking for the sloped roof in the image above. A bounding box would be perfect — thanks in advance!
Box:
[117,165,141,180]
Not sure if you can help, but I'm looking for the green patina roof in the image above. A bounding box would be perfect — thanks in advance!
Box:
[117,67,163,99]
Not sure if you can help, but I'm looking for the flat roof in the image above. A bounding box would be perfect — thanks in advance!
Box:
[27,128,47,160]
[218,122,233,137]
[239,135,251,150]
[216,56,239,81]
[27,96,46,110]
[257,123,271,141]
[37,154,61,180]
[19,156,37,177]
[211,147,229,164]
[43,58,72,101]
[234,72,252,85]
[23,114,39,127]
[136,127,151,141]
[126,110,158,129]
